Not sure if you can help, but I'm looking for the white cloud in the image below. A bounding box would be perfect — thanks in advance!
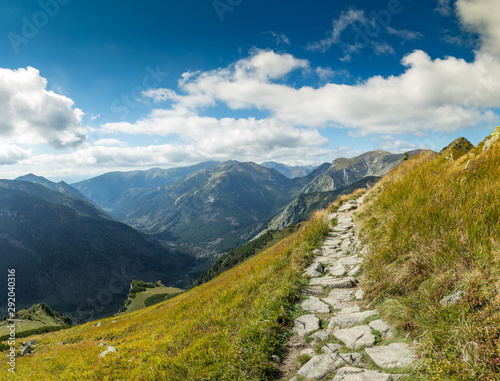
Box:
[129,49,500,138]
[436,0,453,16]
[103,115,328,156]
[443,34,466,46]
[457,0,500,55]
[372,42,395,55]
[267,31,291,46]
[0,67,86,148]
[93,139,128,147]
[306,7,367,54]
[378,136,418,153]
[0,144,31,165]
[387,27,423,40]
[315,67,350,81]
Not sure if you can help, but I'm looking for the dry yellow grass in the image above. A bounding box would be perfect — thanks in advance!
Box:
[357,138,500,380]
[6,211,329,380]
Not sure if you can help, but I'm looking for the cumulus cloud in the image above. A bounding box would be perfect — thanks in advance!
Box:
[93,139,128,147]
[27,139,333,171]
[457,0,500,55]
[379,136,418,153]
[0,67,86,148]
[103,115,328,157]
[0,144,31,165]
[127,49,500,138]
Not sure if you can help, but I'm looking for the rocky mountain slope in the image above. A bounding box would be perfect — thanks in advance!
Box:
[268,176,381,230]
[260,161,317,178]
[72,152,406,256]
[301,150,425,193]
[73,161,219,212]
[0,180,195,321]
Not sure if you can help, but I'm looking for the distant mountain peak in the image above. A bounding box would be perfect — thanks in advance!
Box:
[440,137,474,160]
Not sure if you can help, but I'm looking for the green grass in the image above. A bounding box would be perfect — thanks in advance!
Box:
[118,282,184,314]
[9,210,329,380]
[357,138,500,380]
[195,225,299,286]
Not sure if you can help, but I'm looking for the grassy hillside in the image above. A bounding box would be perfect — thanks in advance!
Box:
[195,225,299,286]
[118,280,184,314]
[357,130,500,380]
[5,209,329,380]
[0,184,194,321]
[0,304,71,338]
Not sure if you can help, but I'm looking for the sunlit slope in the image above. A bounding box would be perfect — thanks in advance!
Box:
[358,130,500,380]
[9,211,329,380]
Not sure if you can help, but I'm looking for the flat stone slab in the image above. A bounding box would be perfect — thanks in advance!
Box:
[315,256,341,265]
[321,343,342,355]
[348,265,362,277]
[321,297,351,310]
[310,330,331,341]
[369,319,393,338]
[303,262,323,277]
[328,263,349,276]
[333,325,376,349]
[297,354,341,380]
[341,239,352,248]
[335,256,364,266]
[293,314,320,337]
[365,343,418,368]
[338,202,357,212]
[328,289,354,301]
[328,310,377,328]
[337,306,362,315]
[355,289,364,300]
[333,367,404,381]
[309,276,357,288]
[301,296,330,314]
[324,238,342,247]
[333,223,353,232]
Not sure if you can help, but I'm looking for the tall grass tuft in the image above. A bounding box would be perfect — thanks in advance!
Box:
[358,143,500,380]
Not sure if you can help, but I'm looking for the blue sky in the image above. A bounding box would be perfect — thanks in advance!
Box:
[0,0,499,181]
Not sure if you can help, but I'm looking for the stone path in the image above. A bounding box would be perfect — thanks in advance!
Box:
[280,197,418,381]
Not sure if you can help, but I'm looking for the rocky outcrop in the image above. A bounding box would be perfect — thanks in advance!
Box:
[439,137,474,161]
[483,126,500,151]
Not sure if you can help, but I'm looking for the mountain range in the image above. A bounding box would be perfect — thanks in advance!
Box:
[0,149,422,319]
[72,150,419,256]
[0,178,195,322]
